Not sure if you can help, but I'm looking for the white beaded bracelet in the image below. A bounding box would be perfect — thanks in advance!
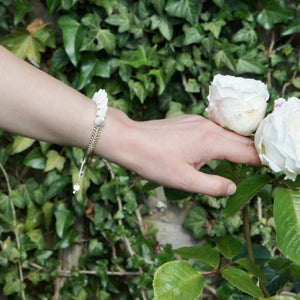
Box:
[73,89,108,194]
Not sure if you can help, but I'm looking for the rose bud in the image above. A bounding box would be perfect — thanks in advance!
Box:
[207,74,269,136]
[255,97,300,181]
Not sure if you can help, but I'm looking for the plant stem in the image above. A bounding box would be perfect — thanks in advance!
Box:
[242,205,255,262]
[242,204,271,298]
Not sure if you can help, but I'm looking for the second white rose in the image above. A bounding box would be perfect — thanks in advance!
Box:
[207,74,269,136]
[255,97,300,181]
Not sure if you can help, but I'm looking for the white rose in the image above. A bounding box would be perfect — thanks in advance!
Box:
[207,74,269,135]
[255,97,300,181]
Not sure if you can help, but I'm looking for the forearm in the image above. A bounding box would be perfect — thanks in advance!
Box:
[0,45,100,150]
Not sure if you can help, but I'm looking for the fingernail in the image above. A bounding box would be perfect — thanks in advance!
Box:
[227,183,236,195]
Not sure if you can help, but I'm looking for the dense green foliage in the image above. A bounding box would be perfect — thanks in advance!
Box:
[1,0,300,299]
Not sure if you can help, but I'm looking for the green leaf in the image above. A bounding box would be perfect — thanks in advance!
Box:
[215,236,242,259]
[166,0,200,25]
[185,78,200,93]
[58,15,84,66]
[282,20,300,36]
[105,6,130,33]
[54,203,76,239]
[292,77,300,89]
[11,136,35,155]
[221,267,264,298]
[3,277,25,296]
[223,174,271,217]
[42,201,54,230]
[149,68,166,95]
[174,245,220,268]
[274,188,300,263]
[2,27,46,63]
[27,228,44,249]
[95,0,117,15]
[203,20,226,38]
[232,25,257,48]
[213,50,235,72]
[236,56,267,75]
[235,258,267,283]
[82,13,116,53]
[23,148,46,170]
[125,46,150,68]
[165,102,185,119]
[62,0,78,10]
[183,25,203,45]
[257,0,292,30]
[150,15,173,41]
[14,0,33,25]
[128,80,147,103]
[44,150,66,172]
[153,261,204,300]
[183,206,207,240]
[151,0,166,15]
[25,202,42,231]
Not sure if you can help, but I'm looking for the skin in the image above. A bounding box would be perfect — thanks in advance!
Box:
[0,46,260,196]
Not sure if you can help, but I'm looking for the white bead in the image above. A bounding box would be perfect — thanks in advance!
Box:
[73,183,80,194]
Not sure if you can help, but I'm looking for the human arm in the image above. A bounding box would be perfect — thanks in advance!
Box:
[0,45,260,196]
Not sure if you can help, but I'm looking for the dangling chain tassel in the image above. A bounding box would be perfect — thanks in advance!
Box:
[73,89,108,194]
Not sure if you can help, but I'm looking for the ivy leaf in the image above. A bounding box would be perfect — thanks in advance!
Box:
[150,15,173,41]
[105,5,131,33]
[232,24,257,48]
[203,20,226,38]
[149,68,166,95]
[153,261,204,300]
[213,50,235,72]
[221,267,264,298]
[165,0,200,25]
[282,20,300,36]
[183,24,203,45]
[14,0,33,25]
[58,15,84,66]
[174,245,220,268]
[54,203,76,239]
[25,201,42,231]
[23,148,46,170]
[95,0,117,15]
[124,46,150,68]
[274,188,300,263]
[257,0,292,30]
[44,150,66,172]
[1,27,45,63]
[61,0,79,10]
[11,136,35,155]
[215,235,242,259]
[185,78,200,93]
[236,55,267,75]
[151,0,166,15]
[81,13,116,53]
[183,206,207,240]
[128,80,147,103]
[223,174,271,217]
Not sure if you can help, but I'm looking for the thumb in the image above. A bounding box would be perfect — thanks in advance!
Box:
[179,166,237,196]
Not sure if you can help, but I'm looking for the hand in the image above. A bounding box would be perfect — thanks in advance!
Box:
[97,108,261,196]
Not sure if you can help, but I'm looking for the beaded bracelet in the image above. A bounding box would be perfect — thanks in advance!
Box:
[73,89,108,194]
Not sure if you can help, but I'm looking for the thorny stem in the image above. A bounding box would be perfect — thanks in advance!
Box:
[0,162,26,300]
